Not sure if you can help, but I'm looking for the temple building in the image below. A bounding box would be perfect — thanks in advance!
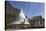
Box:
[7,8,30,29]
[11,8,29,24]
[29,16,45,28]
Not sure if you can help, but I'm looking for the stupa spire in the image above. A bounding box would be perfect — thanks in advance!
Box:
[19,8,25,18]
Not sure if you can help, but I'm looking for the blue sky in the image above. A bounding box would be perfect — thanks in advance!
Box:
[8,1,45,18]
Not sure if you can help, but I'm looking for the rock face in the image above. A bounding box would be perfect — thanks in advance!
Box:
[6,1,20,17]
[5,1,20,24]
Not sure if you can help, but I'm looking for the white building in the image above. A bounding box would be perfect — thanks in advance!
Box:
[11,8,29,24]
[7,8,30,29]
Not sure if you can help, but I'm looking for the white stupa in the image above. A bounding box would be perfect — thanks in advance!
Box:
[11,8,29,24]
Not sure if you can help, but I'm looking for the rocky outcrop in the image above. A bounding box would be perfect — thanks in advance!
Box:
[5,1,20,25]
